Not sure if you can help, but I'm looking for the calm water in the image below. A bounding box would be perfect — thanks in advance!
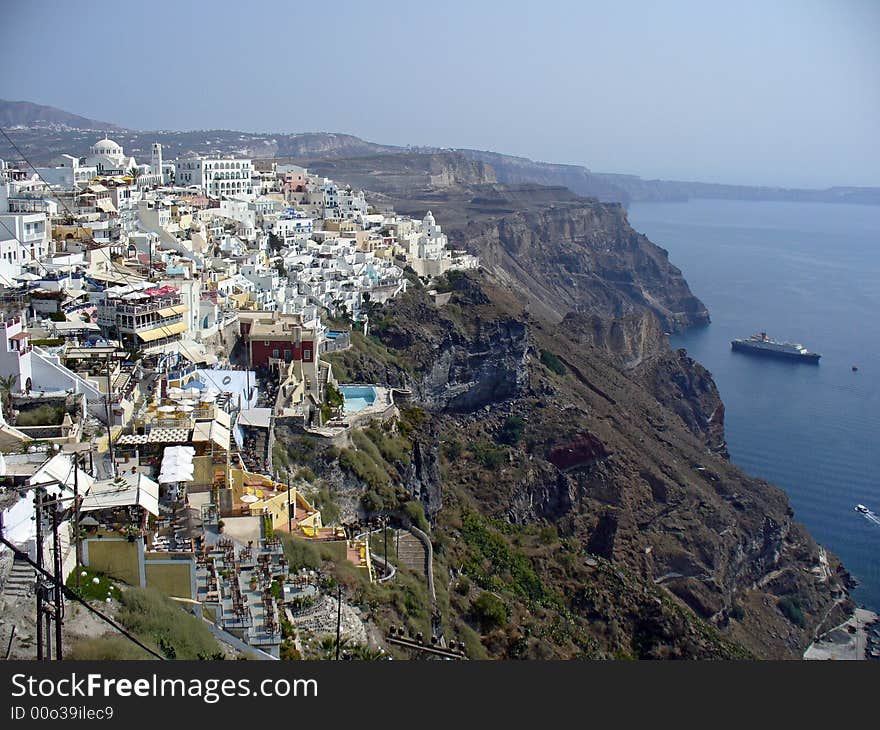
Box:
[628,199,880,612]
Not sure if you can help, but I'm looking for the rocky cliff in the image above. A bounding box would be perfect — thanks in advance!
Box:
[301,152,709,332]
[460,203,709,331]
[320,274,850,658]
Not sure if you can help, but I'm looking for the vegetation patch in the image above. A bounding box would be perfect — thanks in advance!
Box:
[777,597,806,628]
[540,349,567,376]
[460,511,553,605]
[66,568,122,603]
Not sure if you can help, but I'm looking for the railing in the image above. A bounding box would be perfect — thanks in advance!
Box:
[113,297,182,316]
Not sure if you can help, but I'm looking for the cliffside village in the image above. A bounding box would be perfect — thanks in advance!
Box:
[0,137,478,658]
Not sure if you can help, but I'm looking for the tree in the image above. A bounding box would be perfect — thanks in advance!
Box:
[0,374,18,421]
[267,232,283,253]
[127,166,139,182]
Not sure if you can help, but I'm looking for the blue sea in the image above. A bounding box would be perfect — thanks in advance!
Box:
[628,199,880,612]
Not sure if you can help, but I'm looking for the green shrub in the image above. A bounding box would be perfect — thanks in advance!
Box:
[778,597,806,628]
[66,568,122,602]
[471,441,507,469]
[497,416,526,446]
[281,535,321,572]
[361,490,385,513]
[402,500,430,533]
[340,447,391,490]
[364,425,411,465]
[115,587,223,659]
[460,512,551,605]
[472,592,509,632]
[442,439,463,460]
[311,488,340,524]
[729,604,745,620]
[540,349,567,376]
[295,467,317,482]
[324,382,344,408]
[67,635,152,660]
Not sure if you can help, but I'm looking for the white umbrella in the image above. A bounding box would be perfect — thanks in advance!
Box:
[177,405,194,413]
[157,405,176,413]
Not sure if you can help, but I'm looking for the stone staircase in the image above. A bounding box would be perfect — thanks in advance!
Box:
[4,557,35,599]
[395,530,427,574]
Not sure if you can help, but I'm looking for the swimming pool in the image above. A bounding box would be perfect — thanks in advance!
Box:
[338,385,377,413]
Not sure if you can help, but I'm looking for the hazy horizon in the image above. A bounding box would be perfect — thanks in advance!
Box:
[2,0,878,189]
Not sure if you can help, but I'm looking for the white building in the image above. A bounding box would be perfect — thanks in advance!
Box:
[84,138,137,175]
[174,156,253,198]
[35,154,97,189]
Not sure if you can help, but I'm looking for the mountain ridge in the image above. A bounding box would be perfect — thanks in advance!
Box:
[2,99,877,204]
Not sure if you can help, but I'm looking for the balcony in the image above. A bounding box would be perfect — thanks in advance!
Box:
[113,296,183,316]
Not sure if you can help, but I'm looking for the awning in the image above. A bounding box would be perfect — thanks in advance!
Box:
[137,320,187,342]
[157,304,188,317]
[192,421,230,451]
[96,198,117,213]
[81,473,159,517]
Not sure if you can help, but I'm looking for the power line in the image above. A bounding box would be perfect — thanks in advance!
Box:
[0,533,165,660]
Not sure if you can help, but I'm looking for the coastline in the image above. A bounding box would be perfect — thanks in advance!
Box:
[804,608,880,660]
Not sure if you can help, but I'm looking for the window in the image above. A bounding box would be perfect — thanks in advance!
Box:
[303,349,311,361]
[272,349,279,359]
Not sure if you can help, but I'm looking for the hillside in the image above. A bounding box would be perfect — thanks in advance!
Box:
[279,153,852,658]
[307,271,852,659]
[306,152,708,331]
[0,99,123,131]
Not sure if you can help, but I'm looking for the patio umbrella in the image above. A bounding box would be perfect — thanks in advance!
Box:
[177,405,194,413]
[157,405,176,413]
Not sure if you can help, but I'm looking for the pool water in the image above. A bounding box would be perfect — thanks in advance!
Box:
[339,385,377,413]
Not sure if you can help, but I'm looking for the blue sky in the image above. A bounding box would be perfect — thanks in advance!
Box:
[2,0,878,187]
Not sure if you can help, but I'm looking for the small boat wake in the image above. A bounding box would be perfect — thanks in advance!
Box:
[856,504,880,527]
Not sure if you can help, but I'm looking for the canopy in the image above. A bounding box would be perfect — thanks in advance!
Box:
[191,420,230,451]
[81,472,159,517]
[158,445,195,484]
[137,320,187,342]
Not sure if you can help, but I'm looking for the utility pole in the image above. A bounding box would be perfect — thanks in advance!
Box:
[287,471,292,533]
[52,502,63,660]
[73,454,81,590]
[105,352,116,476]
[383,516,388,577]
[34,488,44,661]
[335,583,342,660]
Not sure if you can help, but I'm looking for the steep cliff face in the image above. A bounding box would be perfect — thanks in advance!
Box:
[324,274,850,658]
[459,148,631,203]
[461,203,709,332]
[558,311,726,455]
[303,152,496,197]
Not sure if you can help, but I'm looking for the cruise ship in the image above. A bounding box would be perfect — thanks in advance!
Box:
[731,332,821,363]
